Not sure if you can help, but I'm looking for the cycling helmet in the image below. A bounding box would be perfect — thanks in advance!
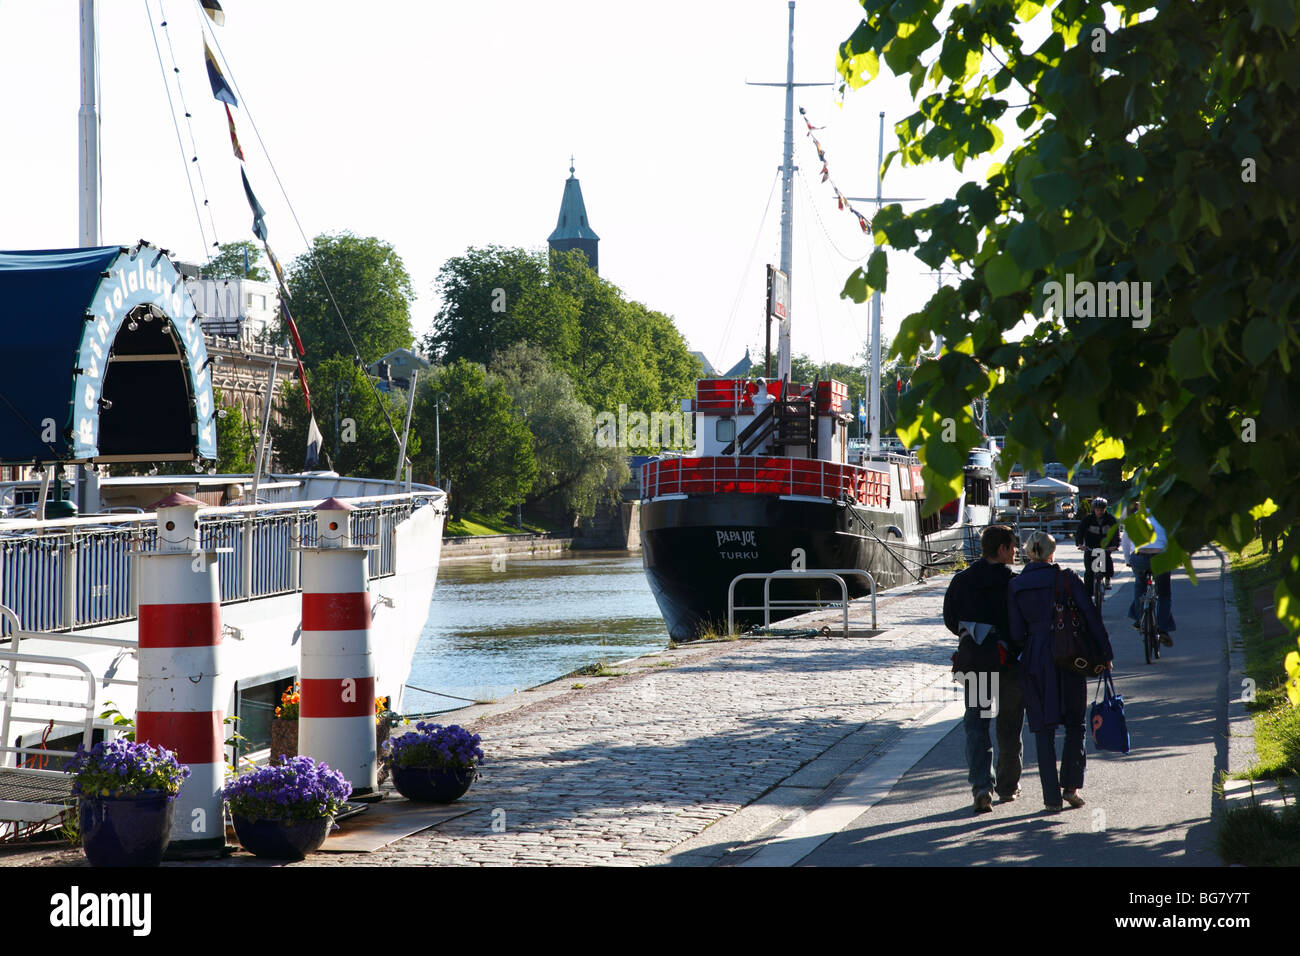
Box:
[1092,496,1108,508]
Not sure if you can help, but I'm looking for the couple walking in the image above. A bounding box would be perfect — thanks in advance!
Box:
[943,526,1115,814]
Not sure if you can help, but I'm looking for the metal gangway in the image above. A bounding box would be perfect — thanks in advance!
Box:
[727,569,878,638]
[0,605,122,839]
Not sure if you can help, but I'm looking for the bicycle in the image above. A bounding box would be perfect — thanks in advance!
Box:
[1136,566,1160,664]
[1084,547,1114,611]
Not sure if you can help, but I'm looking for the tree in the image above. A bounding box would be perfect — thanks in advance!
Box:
[425,246,701,427]
[412,360,536,518]
[490,343,629,516]
[214,389,256,473]
[201,241,269,282]
[425,246,580,369]
[269,358,414,478]
[287,232,414,371]
[836,1,1300,701]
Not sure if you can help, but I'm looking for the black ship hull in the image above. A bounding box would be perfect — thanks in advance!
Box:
[640,493,924,641]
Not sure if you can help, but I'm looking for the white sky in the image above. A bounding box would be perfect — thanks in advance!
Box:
[0,0,1013,377]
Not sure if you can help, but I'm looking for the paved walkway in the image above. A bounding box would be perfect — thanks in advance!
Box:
[0,549,1237,868]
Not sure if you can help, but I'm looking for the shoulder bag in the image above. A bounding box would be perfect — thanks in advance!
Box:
[1052,567,1106,677]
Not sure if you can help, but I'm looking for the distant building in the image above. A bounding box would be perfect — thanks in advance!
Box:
[183,276,281,346]
[547,161,599,274]
[689,351,718,377]
[722,348,755,378]
[367,348,430,391]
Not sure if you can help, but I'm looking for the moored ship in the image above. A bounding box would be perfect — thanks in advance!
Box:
[639,376,932,639]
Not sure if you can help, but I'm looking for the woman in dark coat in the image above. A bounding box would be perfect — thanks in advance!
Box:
[1007,531,1114,811]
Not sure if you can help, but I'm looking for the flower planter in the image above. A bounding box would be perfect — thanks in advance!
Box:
[79,792,175,867]
[232,814,332,860]
[391,765,476,803]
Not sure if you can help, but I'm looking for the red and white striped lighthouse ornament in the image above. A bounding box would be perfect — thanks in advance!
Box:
[135,492,226,855]
[298,497,378,796]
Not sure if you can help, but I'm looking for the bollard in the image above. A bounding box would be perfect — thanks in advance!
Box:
[135,493,226,856]
[298,497,377,796]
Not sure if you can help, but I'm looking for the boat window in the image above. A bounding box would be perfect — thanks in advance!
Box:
[716,418,735,442]
[232,670,296,762]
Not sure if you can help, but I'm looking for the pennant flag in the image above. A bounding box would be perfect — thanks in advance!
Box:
[855,211,871,233]
[305,414,324,470]
[295,357,313,410]
[204,42,238,107]
[201,1,226,26]
[820,163,829,183]
[224,103,245,161]
[281,300,307,357]
[858,401,866,424]
[263,241,288,293]
[241,167,267,241]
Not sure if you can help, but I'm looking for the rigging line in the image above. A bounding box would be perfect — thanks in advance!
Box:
[717,168,781,368]
[200,14,402,447]
[794,169,831,372]
[155,0,220,254]
[0,387,62,460]
[144,0,210,260]
[795,155,871,263]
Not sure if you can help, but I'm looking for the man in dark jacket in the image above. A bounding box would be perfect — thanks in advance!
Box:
[1075,497,1119,597]
[943,525,1026,813]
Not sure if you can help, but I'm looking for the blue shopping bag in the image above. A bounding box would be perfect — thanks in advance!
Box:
[1089,671,1130,754]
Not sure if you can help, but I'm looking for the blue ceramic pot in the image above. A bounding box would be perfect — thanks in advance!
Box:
[79,792,174,867]
[232,814,331,860]
[391,765,475,803]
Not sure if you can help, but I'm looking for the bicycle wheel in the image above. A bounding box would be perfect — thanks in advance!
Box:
[1143,605,1157,664]
[1093,573,1105,610]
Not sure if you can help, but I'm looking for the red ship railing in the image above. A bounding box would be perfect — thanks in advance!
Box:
[641,456,889,507]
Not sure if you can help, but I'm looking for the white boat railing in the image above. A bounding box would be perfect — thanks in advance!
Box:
[0,493,439,634]
[727,569,879,637]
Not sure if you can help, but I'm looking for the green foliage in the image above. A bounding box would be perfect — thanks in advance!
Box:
[413,359,536,518]
[490,343,628,516]
[214,389,256,473]
[286,232,415,371]
[838,0,1300,688]
[424,245,700,420]
[269,356,414,477]
[201,240,269,282]
[1216,804,1300,866]
[426,245,579,370]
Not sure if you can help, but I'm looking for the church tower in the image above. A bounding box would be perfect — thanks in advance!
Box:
[547,160,599,274]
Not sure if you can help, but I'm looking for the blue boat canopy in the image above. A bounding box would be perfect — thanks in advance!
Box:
[0,243,218,464]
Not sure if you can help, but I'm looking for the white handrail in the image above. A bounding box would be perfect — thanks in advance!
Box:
[0,487,444,533]
[728,571,849,637]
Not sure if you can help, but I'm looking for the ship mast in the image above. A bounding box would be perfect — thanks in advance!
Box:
[776,1,794,383]
[747,1,830,384]
[78,0,101,247]
[848,115,923,457]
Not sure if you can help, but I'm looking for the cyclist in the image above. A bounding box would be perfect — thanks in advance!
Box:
[1121,512,1176,647]
[1075,496,1118,598]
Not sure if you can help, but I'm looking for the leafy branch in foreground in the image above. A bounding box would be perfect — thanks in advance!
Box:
[837,0,1300,701]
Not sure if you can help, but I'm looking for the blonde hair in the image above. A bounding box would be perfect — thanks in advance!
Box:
[1024,530,1056,562]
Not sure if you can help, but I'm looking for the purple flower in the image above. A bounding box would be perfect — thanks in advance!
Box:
[67,739,190,799]
[382,723,484,772]
[223,755,351,822]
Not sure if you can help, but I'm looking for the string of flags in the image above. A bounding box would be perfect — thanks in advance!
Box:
[799,106,873,236]
[200,0,322,467]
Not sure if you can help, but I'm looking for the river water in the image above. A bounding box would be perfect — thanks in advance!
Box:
[402,551,668,714]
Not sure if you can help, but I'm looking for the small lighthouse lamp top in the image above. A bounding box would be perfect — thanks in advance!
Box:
[150,492,203,553]
[315,496,354,548]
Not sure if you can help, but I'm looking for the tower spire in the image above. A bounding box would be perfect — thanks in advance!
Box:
[548,160,600,274]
